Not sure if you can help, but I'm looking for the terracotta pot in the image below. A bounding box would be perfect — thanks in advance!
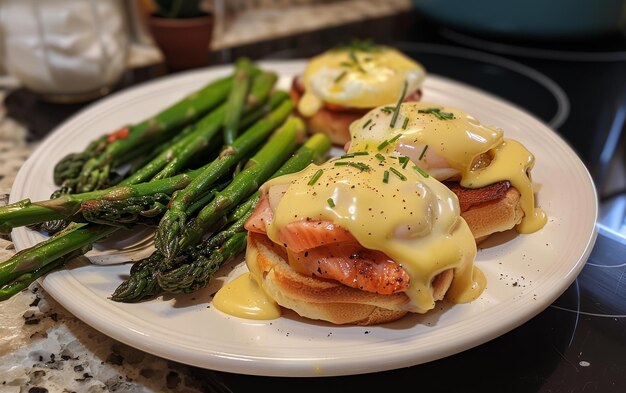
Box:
[147,13,214,71]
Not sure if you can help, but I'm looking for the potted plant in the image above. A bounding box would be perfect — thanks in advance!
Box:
[145,0,214,71]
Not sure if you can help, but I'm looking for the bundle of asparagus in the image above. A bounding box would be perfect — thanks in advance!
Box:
[0,59,332,302]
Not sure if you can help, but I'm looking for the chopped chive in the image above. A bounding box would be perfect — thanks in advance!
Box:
[375,153,385,161]
[349,162,371,171]
[399,156,409,169]
[349,49,365,72]
[418,107,455,120]
[402,117,410,129]
[327,198,335,208]
[380,106,394,113]
[340,151,369,158]
[383,170,390,183]
[413,165,430,178]
[308,169,324,185]
[335,71,347,83]
[389,167,407,181]
[389,81,408,128]
[377,140,390,151]
[389,133,402,143]
[362,118,372,129]
[334,161,349,166]
[418,145,429,160]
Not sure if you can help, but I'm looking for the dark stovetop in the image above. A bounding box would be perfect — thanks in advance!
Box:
[5,9,626,392]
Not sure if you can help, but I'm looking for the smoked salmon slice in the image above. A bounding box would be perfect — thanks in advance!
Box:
[244,192,356,251]
[244,191,411,295]
[288,243,410,295]
[278,220,357,252]
[244,192,273,233]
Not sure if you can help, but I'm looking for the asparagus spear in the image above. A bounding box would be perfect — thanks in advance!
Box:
[0,168,207,233]
[222,58,253,146]
[108,252,164,302]
[0,86,295,232]
[0,66,286,301]
[152,74,280,181]
[162,129,330,286]
[0,246,91,301]
[0,224,118,288]
[53,135,108,186]
[40,98,221,234]
[81,178,232,228]
[174,116,304,255]
[111,132,331,301]
[121,72,276,185]
[0,166,213,298]
[111,201,258,303]
[11,89,288,233]
[155,98,294,259]
[0,172,233,300]
[160,115,302,262]
[64,74,236,193]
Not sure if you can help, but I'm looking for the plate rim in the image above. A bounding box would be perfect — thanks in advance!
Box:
[8,59,599,377]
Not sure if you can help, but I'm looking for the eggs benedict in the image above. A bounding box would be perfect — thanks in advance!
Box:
[347,101,547,242]
[243,153,484,325]
[291,42,425,146]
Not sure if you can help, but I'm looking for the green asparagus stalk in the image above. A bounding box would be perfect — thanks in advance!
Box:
[152,72,279,181]
[108,252,163,302]
[0,65,283,301]
[112,132,331,301]
[38,120,202,235]
[0,165,217,298]
[0,168,207,233]
[53,135,108,186]
[110,195,254,302]
[174,116,304,254]
[82,178,232,228]
[158,232,248,294]
[222,58,253,146]
[0,224,117,288]
[68,75,236,193]
[121,72,278,185]
[0,246,91,301]
[154,98,294,259]
[160,130,330,288]
[7,85,286,234]
[80,193,170,227]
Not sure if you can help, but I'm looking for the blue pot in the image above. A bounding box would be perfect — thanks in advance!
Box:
[413,0,626,39]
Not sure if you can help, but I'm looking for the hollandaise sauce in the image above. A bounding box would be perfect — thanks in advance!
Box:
[462,139,547,233]
[213,272,282,320]
[298,47,425,117]
[262,154,484,313]
[349,101,547,234]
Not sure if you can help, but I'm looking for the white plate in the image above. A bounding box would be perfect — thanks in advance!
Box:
[10,60,598,377]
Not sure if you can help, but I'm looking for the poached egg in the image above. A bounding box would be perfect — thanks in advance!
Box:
[348,101,548,234]
[297,44,426,117]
